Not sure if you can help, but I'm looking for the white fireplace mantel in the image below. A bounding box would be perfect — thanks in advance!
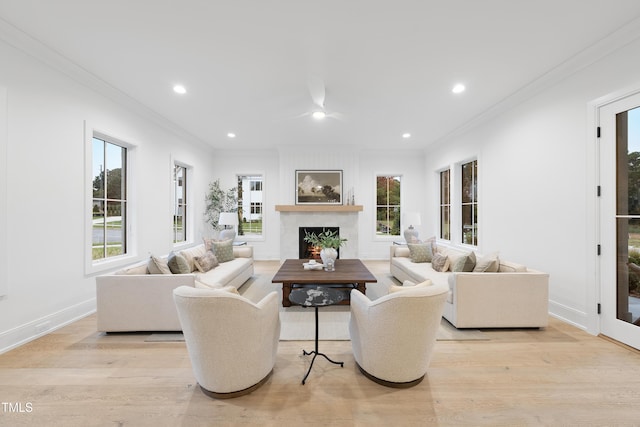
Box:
[275,205,363,212]
[277,206,362,260]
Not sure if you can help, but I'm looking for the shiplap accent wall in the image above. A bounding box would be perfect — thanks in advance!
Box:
[278,147,361,206]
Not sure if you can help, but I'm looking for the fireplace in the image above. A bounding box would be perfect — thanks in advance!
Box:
[299,227,339,260]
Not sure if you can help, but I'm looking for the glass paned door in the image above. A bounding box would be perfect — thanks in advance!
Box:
[615,107,640,325]
[600,95,640,350]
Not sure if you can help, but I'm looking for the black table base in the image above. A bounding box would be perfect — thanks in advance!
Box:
[301,305,344,385]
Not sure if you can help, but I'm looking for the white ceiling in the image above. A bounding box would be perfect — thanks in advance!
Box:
[2,0,640,151]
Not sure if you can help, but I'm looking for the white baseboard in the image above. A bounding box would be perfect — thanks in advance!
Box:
[0,299,96,354]
[548,299,591,333]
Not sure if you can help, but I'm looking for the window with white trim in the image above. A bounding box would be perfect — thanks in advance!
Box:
[376,175,401,236]
[237,175,263,237]
[173,164,187,243]
[440,169,451,240]
[92,136,127,260]
[461,159,478,245]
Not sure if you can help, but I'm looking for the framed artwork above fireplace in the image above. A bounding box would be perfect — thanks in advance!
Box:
[295,170,343,205]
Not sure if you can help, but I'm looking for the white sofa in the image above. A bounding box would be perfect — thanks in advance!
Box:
[96,244,254,332]
[390,244,549,329]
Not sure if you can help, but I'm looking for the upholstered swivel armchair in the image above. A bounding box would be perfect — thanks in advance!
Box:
[349,281,448,387]
[173,286,280,398]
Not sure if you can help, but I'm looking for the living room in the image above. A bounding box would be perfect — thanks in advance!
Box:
[2,1,640,424]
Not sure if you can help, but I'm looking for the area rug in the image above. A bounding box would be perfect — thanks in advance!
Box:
[146,262,487,342]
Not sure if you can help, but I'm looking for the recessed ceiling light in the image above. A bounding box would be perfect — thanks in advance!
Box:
[312,111,326,120]
[452,84,466,94]
[402,133,411,139]
[227,132,236,138]
[173,84,187,94]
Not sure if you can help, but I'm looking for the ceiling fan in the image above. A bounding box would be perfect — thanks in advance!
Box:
[303,75,346,122]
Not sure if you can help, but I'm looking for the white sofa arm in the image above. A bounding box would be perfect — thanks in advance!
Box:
[96,274,196,332]
[233,245,253,258]
[389,245,410,258]
[447,270,549,328]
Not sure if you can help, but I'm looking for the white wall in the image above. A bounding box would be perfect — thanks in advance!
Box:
[424,36,640,332]
[210,147,426,260]
[210,150,280,260]
[0,40,215,353]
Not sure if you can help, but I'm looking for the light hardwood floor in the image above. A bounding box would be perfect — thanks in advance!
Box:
[1,261,640,426]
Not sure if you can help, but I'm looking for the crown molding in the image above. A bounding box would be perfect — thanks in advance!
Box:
[428,15,640,151]
[0,17,214,154]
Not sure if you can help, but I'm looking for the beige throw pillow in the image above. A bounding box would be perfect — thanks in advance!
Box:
[474,252,500,272]
[194,252,219,272]
[431,253,450,272]
[179,245,207,272]
[148,255,171,274]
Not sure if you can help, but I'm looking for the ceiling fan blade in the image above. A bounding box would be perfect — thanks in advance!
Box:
[307,75,325,108]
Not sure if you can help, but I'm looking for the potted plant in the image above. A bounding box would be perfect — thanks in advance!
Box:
[303,228,347,266]
[204,179,238,237]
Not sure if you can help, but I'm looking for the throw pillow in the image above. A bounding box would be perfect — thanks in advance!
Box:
[474,252,500,272]
[179,245,207,272]
[210,239,234,263]
[389,279,433,293]
[451,251,477,272]
[167,252,191,274]
[407,242,434,263]
[431,253,450,272]
[148,255,171,274]
[194,251,219,273]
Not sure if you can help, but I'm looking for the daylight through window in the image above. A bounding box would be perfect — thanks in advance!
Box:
[440,169,451,240]
[461,160,478,245]
[173,164,187,243]
[237,175,263,237]
[92,136,127,260]
[376,175,401,236]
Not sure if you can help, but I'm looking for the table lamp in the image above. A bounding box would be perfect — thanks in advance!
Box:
[218,212,238,241]
[403,212,421,243]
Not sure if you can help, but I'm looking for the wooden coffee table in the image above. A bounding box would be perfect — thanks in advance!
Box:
[272,259,377,307]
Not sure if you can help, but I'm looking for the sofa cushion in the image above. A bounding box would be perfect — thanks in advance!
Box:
[474,252,500,272]
[196,257,252,287]
[395,247,411,257]
[452,251,476,272]
[210,239,234,263]
[499,260,527,273]
[179,245,207,272]
[432,253,450,272]
[194,251,219,273]
[407,242,434,263]
[168,252,191,274]
[116,264,149,275]
[148,255,172,274]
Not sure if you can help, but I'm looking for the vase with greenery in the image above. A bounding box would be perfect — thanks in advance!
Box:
[204,179,238,236]
[303,229,347,265]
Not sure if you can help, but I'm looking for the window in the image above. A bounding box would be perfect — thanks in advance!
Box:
[440,169,451,240]
[173,164,187,243]
[237,175,263,237]
[461,160,478,245]
[376,175,401,236]
[92,136,127,260]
